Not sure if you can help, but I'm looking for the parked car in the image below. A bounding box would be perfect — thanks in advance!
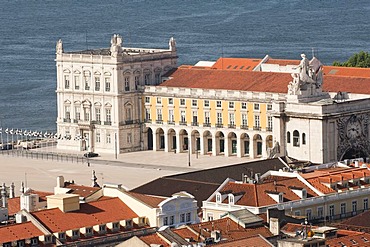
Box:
[84,152,99,158]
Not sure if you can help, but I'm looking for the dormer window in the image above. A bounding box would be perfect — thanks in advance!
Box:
[17,240,25,247]
[99,224,106,233]
[72,230,80,239]
[44,235,52,243]
[58,232,66,240]
[216,193,221,203]
[228,194,235,205]
[302,189,307,199]
[85,227,93,236]
[279,193,283,203]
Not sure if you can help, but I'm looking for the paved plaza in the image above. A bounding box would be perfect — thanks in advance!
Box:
[0,149,254,196]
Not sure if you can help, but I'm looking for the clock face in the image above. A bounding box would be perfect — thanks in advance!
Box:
[346,120,362,139]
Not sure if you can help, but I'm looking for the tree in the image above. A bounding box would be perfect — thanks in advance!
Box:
[333,51,370,68]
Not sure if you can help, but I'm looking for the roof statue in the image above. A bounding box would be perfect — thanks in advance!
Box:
[56,39,63,55]
[110,34,123,57]
[169,37,176,52]
[288,54,324,96]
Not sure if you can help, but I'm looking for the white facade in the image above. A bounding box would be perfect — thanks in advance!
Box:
[56,34,177,154]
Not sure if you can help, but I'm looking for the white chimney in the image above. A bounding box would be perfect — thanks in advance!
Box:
[9,182,15,198]
[57,176,65,188]
[355,160,359,167]
[1,183,7,208]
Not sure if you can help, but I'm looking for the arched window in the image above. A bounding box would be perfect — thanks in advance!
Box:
[302,133,306,145]
[293,130,300,147]
[287,131,291,143]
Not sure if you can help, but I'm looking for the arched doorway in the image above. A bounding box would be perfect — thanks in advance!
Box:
[203,131,212,154]
[266,135,273,149]
[228,132,237,155]
[253,134,263,157]
[147,128,153,150]
[179,129,188,152]
[241,133,250,156]
[191,130,200,154]
[216,131,225,155]
[168,129,176,151]
[156,128,165,150]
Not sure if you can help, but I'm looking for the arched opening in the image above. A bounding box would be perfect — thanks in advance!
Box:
[287,131,291,144]
[302,133,306,145]
[203,131,212,154]
[241,133,250,156]
[216,131,225,155]
[253,134,263,157]
[266,135,273,149]
[191,130,200,154]
[179,129,188,152]
[228,132,237,155]
[156,128,165,150]
[293,130,300,147]
[341,148,368,161]
[168,129,176,151]
[147,128,153,150]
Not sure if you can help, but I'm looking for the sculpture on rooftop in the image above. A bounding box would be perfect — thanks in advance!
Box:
[110,34,123,57]
[56,39,63,55]
[169,37,176,52]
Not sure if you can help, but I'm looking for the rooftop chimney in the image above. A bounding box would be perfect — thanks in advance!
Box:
[9,182,15,198]
[1,183,7,208]
[355,160,359,167]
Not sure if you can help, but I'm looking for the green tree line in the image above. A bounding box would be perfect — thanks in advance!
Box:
[333,51,370,68]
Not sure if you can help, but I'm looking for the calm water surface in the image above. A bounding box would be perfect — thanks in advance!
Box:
[0,0,369,131]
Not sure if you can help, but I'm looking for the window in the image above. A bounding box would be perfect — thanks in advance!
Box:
[186,212,191,222]
[157,97,162,104]
[180,98,186,106]
[65,106,71,120]
[204,112,210,124]
[155,73,161,84]
[105,77,111,92]
[180,213,185,223]
[145,108,151,121]
[241,102,247,109]
[145,96,150,103]
[229,113,235,125]
[113,222,119,230]
[125,77,130,91]
[74,75,80,90]
[64,75,70,89]
[192,111,198,124]
[126,107,131,121]
[302,133,306,145]
[242,114,247,126]
[217,112,222,125]
[127,133,132,143]
[59,232,66,240]
[267,116,273,130]
[254,103,260,111]
[317,206,324,219]
[94,77,100,91]
[75,106,80,120]
[364,198,368,210]
[84,108,90,121]
[287,131,291,143]
[306,209,312,220]
[228,194,234,205]
[254,115,260,128]
[207,213,214,221]
[293,130,300,147]
[96,132,101,143]
[341,203,346,215]
[95,108,101,122]
[144,74,150,85]
[31,238,38,245]
[163,217,168,226]
[267,104,272,110]
[181,110,186,123]
[204,100,210,107]
[229,102,234,109]
[99,225,106,232]
[329,205,335,217]
[294,210,301,216]
[72,230,79,238]
[106,109,111,122]
[157,109,162,121]
[192,99,197,107]
[352,200,357,213]
[134,75,140,88]
[169,110,174,122]
[106,133,111,144]
[216,101,222,108]
[216,193,221,202]
[168,98,173,105]
[170,215,174,225]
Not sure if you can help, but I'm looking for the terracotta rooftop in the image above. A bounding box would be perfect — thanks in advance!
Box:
[326,231,370,247]
[31,197,138,233]
[7,197,20,215]
[64,184,101,198]
[127,191,167,208]
[211,57,261,70]
[140,233,170,247]
[323,66,370,78]
[0,221,43,244]
[281,223,318,235]
[212,176,318,207]
[265,59,300,66]
[214,235,273,246]
[335,210,370,231]
[160,65,370,95]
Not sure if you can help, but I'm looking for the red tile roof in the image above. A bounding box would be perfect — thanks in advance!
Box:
[323,66,370,78]
[212,58,261,70]
[160,66,370,95]
[281,223,318,235]
[140,233,170,247]
[64,184,101,198]
[326,231,370,246]
[127,192,167,208]
[214,235,273,247]
[31,197,137,233]
[0,222,43,244]
[7,197,20,216]
[265,59,300,66]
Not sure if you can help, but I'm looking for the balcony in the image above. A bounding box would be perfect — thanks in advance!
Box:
[156,120,163,124]
[144,119,152,123]
[85,86,90,90]
[241,125,248,130]
[73,119,79,123]
[63,118,71,123]
[228,124,236,129]
[91,120,101,125]
[215,124,223,128]
[104,121,112,126]
[253,126,261,131]
[95,87,100,91]
[266,127,273,132]
[125,120,134,125]
[203,123,211,127]
[191,122,199,126]
[168,121,175,125]
[179,121,187,126]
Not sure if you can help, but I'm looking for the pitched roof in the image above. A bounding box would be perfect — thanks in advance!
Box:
[140,233,170,247]
[211,58,261,70]
[265,59,300,66]
[335,210,370,230]
[131,158,287,209]
[127,191,167,208]
[326,231,370,247]
[160,65,370,95]
[213,235,273,247]
[0,222,43,244]
[64,184,101,198]
[323,66,370,78]
[31,197,138,233]
[7,197,20,215]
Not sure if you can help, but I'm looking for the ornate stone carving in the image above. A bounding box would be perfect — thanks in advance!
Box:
[337,114,370,160]
[110,34,123,57]
[56,39,63,55]
[268,141,280,159]
[169,37,176,51]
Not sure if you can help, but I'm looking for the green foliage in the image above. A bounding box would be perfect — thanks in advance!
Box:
[332,51,370,68]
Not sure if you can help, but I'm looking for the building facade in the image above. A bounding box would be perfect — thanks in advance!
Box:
[56,34,177,154]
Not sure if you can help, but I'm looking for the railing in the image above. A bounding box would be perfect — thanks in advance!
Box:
[228,124,236,129]
[91,120,101,125]
[266,127,273,132]
[144,119,152,123]
[179,121,187,126]
[104,121,112,126]
[240,125,248,129]
[215,124,223,128]
[73,119,78,123]
[125,120,134,125]
[253,126,261,131]
[203,123,211,127]
[191,122,199,126]
[63,118,71,123]
[156,120,163,124]
[168,121,175,125]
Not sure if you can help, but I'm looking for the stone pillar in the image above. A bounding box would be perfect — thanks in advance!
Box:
[250,138,255,158]
[200,135,205,155]
[152,130,158,151]
[224,137,229,157]
[176,132,181,154]
[262,139,267,158]
[164,132,169,152]
[212,136,217,156]
[237,136,242,158]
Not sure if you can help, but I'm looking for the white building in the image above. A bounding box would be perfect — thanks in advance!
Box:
[56,34,177,154]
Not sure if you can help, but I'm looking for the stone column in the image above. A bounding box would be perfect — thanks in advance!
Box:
[176,132,181,154]
[152,130,158,151]
[237,135,242,158]
[224,137,229,157]
[200,135,205,155]
[212,136,217,156]
[164,131,169,152]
